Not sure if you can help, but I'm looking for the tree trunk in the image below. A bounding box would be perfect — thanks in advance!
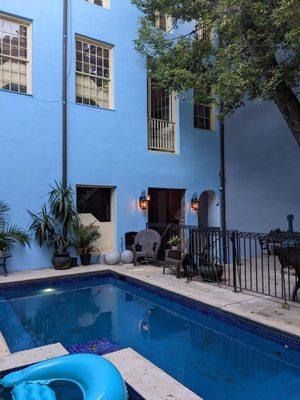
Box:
[273,84,300,146]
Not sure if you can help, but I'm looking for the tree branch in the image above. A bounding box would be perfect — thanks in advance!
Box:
[274,84,300,146]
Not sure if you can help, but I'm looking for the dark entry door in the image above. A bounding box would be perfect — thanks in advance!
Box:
[148,188,184,225]
[148,188,185,261]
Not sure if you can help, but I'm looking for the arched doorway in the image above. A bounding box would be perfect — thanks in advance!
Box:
[198,190,220,227]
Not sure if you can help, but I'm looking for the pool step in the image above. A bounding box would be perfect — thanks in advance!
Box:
[66,337,119,356]
[104,348,202,400]
[0,300,35,352]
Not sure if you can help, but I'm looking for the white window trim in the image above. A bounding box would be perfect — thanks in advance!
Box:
[75,35,114,110]
[195,20,213,44]
[85,0,110,9]
[0,14,32,94]
[194,101,216,132]
[147,78,178,154]
[155,14,173,33]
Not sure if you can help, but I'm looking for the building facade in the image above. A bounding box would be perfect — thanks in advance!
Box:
[225,101,300,233]
[0,0,221,271]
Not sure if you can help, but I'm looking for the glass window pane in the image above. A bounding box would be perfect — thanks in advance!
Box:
[76,36,112,108]
[0,18,29,94]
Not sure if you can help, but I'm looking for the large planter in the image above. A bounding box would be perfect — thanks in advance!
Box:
[200,264,223,283]
[80,254,91,266]
[51,252,73,270]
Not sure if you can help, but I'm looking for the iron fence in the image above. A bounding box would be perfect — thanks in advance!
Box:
[147,223,300,302]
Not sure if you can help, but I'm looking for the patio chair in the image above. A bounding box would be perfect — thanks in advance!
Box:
[163,240,196,279]
[132,229,161,266]
[274,245,300,301]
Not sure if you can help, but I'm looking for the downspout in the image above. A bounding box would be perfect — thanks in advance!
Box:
[62,0,68,189]
[219,108,227,262]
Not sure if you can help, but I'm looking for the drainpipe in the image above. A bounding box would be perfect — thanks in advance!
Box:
[62,0,68,189]
[219,109,227,262]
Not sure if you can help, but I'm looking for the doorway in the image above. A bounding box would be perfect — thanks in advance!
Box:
[76,186,115,253]
[148,188,185,261]
[148,188,185,225]
[198,190,220,227]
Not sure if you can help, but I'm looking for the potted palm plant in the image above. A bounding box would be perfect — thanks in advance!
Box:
[28,182,78,270]
[0,201,30,256]
[75,223,101,265]
[167,235,181,250]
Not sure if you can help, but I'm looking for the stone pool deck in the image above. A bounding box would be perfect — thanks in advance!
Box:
[0,263,299,339]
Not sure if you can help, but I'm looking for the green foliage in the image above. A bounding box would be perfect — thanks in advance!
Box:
[167,234,181,246]
[75,223,101,255]
[133,0,300,118]
[0,201,30,252]
[28,182,78,253]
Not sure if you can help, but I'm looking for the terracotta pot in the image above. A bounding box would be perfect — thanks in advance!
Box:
[51,252,73,270]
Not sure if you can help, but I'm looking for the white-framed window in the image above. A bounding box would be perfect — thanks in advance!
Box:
[0,15,31,94]
[195,21,211,44]
[85,0,109,8]
[155,14,172,32]
[194,89,215,131]
[75,35,113,109]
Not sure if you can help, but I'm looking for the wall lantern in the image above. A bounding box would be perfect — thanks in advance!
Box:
[191,193,200,211]
[139,190,150,210]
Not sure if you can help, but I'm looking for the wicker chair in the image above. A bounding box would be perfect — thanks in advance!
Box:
[163,240,194,279]
[132,229,161,266]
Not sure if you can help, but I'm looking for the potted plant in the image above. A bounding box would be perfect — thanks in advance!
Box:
[28,182,78,270]
[0,201,30,256]
[75,223,101,266]
[167,235,181,250]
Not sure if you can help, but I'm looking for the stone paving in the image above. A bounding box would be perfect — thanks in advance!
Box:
[221,254,299,301]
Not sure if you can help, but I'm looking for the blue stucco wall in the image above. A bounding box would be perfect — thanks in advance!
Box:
[225,101,300,233]
[0,0,220,271]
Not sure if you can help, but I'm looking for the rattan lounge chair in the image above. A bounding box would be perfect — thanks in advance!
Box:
[132,229,161,266]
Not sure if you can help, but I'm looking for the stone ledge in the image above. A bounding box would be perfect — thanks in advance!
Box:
[0,343,68,372]
[104,348,202,400]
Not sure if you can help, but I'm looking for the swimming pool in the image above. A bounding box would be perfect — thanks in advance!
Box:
[0,273,299,400]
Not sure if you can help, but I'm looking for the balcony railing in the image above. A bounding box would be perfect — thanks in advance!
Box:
[148,118,176,153]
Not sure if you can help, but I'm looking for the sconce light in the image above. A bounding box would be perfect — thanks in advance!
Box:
[139,190,150,210]
[191,193,200,211]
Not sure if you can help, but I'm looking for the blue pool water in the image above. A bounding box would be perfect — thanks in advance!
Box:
[0,276,299,400]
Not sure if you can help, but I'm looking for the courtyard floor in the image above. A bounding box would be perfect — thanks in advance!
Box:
[221,254,299,301]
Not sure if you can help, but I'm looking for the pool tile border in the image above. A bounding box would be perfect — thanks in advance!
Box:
[0,270,299,352]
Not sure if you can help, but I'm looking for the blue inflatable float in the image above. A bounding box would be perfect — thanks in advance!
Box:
[0,354,128,400]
